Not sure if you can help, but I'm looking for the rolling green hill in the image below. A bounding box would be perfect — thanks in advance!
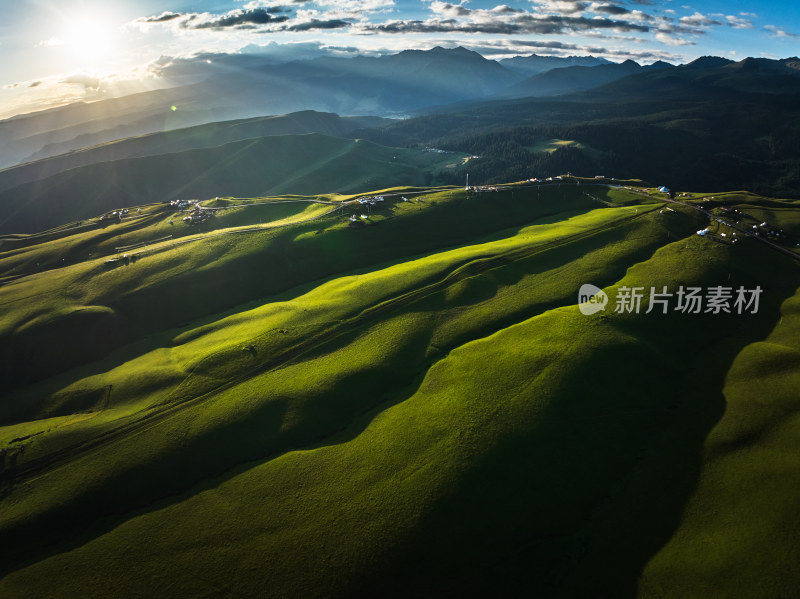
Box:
[1,180,799,597]
[0,133,465,234]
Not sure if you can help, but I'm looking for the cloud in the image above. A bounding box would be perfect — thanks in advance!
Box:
[126,0,718,58]
[63,74,102,90]
[430,2,471,18]
[36,37,64,48]
[313,0,395,15]
[591,4,630,16]
[136,0,392,33]
[492,5,521,14]
[361,12,650,35]
[239,40,361,59]
[138,12,183,23]
[28,81,42,88]
[284,18,352,31]
[725,15,753,29]
[428,2,522,18]
[655,31,695,46]
[650,12,719,43]
[186,8,290,29]
[530,1,589,15]
[678,12,721,28]
[764,25,800,39]
[242,0,297,6]
[137,8,292,30]
[457,38,682,62]
[628,10,653,22]
[147,42,370,82]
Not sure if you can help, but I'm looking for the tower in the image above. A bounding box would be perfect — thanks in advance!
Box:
[465,173,469,190]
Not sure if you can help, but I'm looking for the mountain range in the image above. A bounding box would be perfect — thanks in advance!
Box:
[498,53,612,76]
[2,48,800,235]
[504,59,674,98]
[0,48,675,170]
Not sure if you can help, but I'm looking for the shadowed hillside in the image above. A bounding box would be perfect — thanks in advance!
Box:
[1,181,800,597]
[0,133,464,234]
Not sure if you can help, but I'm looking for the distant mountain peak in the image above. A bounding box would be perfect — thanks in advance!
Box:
[784,57,800,71]
[498,54,612,77]
[404,46,479,57]
[433,45,472,54]
[685,56,734,69]
[735,56,800,72]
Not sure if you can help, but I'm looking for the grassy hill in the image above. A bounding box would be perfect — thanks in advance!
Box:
[1,180,799,597]
[0,133,465,234]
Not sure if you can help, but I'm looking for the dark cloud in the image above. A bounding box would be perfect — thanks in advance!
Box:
[593,4,630,16]
[364,14,649,35]
[437,3,471,17]
[138,12,183,23]
[185,8,290,30]
[493,5,521,14]
[28,81,42,88]
[285,19,352,32]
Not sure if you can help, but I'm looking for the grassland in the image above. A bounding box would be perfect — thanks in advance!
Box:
[0,181,799,598]
[0,133,467,235]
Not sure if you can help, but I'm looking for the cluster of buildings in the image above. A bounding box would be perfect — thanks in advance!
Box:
[751,221,787,242]
[165,199,214,225]
[169,199,199,209]
[525,176,564,183]
[182,205,214,225]
[99,208,130,222]
[357,196,385,206]
[719,206,744,218]
[348,214,367,228]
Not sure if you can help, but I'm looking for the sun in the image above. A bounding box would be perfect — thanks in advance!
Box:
[64,17,114,64]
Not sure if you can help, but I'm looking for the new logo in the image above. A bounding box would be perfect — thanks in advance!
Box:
[578,284,608,316]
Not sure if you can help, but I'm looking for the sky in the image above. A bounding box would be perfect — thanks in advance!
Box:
[0,0,798,118]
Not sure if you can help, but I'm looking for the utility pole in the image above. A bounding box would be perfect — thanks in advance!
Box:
[465,173,469,191]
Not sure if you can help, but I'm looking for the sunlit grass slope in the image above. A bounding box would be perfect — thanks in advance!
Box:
[1,183,799,598]
[0,184,600,388]
[0,133,466,234]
